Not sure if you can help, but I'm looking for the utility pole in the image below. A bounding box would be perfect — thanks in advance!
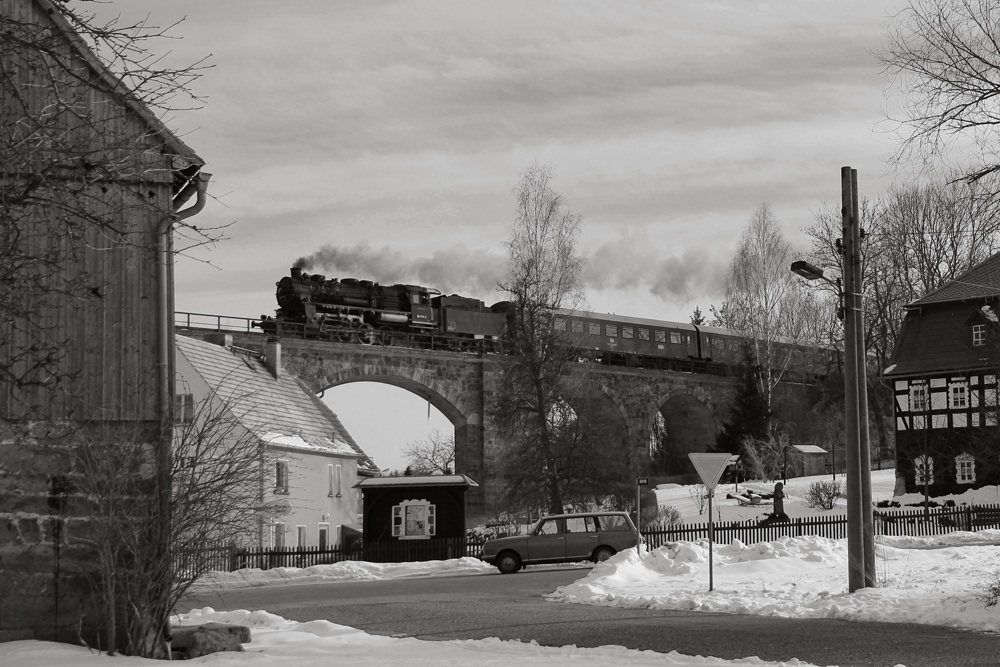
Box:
[841,166,875,591]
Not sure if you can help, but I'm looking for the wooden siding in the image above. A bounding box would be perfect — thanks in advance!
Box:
[0,0,197,422]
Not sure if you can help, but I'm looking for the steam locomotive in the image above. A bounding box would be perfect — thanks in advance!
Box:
[254,268,834,378]
[254,267,507,349]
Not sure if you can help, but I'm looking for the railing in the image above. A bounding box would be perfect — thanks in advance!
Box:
[174,312,261,334]
[182,504,1000,574]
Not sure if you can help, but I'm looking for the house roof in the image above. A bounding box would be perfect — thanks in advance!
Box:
[909,252,1000,307]
[31,0,203,164]
[176,335,377,471]
[885,252,1000,378]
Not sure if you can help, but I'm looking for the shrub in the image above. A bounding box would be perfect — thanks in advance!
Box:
[651,505,682,527]
[979,571,1000,607]
[805,480,842,510]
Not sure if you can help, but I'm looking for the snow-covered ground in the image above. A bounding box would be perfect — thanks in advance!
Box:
[5,469,1000,667]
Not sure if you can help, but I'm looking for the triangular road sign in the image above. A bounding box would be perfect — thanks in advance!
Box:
[688,453,733,492]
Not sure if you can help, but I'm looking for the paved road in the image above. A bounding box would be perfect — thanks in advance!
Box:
[181,566,1000,667]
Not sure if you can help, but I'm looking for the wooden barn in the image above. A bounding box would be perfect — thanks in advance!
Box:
[0,0,209,647]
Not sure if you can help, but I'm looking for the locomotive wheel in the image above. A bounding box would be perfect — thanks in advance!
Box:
[357,324,376,345]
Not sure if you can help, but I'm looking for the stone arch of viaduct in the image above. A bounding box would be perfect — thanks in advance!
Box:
[218,334,738,515]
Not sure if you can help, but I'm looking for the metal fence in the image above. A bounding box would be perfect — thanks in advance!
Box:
[183,504,1000,574]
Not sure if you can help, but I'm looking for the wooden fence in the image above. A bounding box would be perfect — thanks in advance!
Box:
[182,503,1000,573]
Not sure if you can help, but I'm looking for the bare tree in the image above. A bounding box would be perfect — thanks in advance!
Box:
[880,0,1000,182]
[1,3,219,653]
[0,3,216,411]
[402,429,455,475]
[805,179,1000,460]
[715,203,828,433]
[495,163,587,515]
[73,393,284,657]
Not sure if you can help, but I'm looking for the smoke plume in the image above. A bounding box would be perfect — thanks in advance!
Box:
[295,239,725,309]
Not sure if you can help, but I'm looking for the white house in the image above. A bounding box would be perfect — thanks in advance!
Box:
[174,333,378,549]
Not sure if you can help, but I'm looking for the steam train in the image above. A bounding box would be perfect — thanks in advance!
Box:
[254,267,507,349]
[254,268,834,378]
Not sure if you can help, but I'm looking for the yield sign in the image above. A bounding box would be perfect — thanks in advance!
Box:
[688,453,733,492]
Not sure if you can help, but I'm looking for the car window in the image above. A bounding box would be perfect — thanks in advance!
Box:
[564,517,595,533]
[597,514,631,531]
[535,519,563,535]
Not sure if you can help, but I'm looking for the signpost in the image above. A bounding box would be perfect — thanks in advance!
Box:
[688,453,735,591]
[636,477,649,554]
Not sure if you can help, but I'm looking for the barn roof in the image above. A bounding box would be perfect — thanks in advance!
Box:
[176,335,378,472]
[28,0,203,164]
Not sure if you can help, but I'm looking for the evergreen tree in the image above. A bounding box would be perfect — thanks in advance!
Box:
[716,346,770,454]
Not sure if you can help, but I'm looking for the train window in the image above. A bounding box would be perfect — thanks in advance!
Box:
[669,332,682,345]
[571,319,584,334]
[622,326,633,339]
[589,322,601,335]
[639,328,650,341]
[655,330,666,343]
[606,324,618,337]
[554,317,566,331]
[729,340,739,350]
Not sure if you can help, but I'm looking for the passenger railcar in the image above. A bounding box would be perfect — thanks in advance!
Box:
[255,269,836,379]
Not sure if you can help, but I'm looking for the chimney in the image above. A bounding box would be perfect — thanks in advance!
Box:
[204,332,232,347]
[265,338,281,379]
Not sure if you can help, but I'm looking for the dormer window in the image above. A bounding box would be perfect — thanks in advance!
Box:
[973,323,986,347]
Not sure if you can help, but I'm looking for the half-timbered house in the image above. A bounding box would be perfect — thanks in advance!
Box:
[884,253,1000,495]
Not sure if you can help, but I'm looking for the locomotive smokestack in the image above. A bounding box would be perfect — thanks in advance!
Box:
[291,266,302,279]
[265,338,281,380]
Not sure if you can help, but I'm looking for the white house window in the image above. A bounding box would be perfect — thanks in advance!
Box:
[174,393,195,424]
[275,460,289,494]
[318,523,330,550]
[328,463,343,497]
[296,525,307,547]
[949,381,968,409]
[272,522,286,548]
[913,455,934,486]
[973,324,986,346]
[391,499,436,540]
[910,383,928,412]
[956,454,976,484]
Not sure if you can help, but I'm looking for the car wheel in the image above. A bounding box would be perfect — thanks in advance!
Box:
[496,551,522,574]
[593,546,616,563]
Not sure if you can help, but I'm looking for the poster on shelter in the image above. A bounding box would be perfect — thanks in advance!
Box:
[405,504,425,535]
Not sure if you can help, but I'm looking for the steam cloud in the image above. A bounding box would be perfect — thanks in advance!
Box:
[294,243,506,300]
[581,236,726,304]
[294,240,725,308]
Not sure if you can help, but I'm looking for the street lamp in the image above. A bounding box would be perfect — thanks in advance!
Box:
[789,167,875,592]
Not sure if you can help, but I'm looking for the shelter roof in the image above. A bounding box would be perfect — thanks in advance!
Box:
[355,474,478,489]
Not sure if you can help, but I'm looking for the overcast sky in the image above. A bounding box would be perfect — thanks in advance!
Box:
[100,0,906,471]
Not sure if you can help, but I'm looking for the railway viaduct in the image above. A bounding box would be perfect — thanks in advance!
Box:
[180,325,746,514]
